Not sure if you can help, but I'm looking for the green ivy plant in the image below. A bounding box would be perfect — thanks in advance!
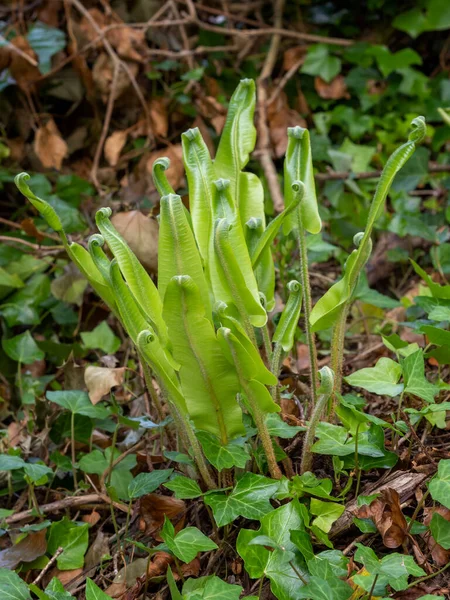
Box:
[15,79,426,492]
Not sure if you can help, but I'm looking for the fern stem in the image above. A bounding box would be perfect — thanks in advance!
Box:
[295,220,318,409]
[300,367,334,474]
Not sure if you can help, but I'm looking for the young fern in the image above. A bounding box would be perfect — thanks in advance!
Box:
[14,79,426,487]
[310,116,426,405]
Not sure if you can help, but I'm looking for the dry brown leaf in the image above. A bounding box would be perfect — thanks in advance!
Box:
[82,510,101,526]
[110,211,159,273]
[104,582,126,599]
[196,96,226,134]
[104,130,128,167]
[34,119,68,170]
[139,493,185,536]
[79,8,146,63]
[47,567,83,588]
[107,26,146,63]
[146,551,173,578]
[37,0,62,27]
[0,530,47,569]
[85,366,126,405]
[149,98,168,138]
[8,37,40,91]
[423,506,450,566]
[20,218,45,242]
[78,8,106,48]
[85,530,110,570]
[356,488,407,548]
[92,53,138,102]
[314,75,350,100]
[282,46,306,71]
[267,91,306,158]
[181,557,201,577]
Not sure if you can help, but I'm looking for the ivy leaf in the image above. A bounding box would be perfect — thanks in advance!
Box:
[164,476,203,499]
[429,512,450,549]
[237,500,308,600]
[298,577,353,600]
[182,575,242,600]
[161,517,217,563]
[128,470,173,499]
[204,473,281,527]
[0,568,31,599]
[310,499,345,533]
[265,413,304,438]
[85,579,113,600]
[27,22,66,74]
[370,46,422,77]
[23,462,53,484]
[46,390,110,419]
[402,350,438,403]
[47,518,89,570]
[81,321,121,355]
[197,432,250,470]
[344,358,404,397]
[2,331,45,364]
[0,454,26,471]
[301,44,341,83]
[429,460,450,508]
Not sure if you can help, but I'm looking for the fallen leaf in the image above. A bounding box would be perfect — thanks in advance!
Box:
[85,530,110,570]
[107,26,146,63]
[139,493,185,536]
[0,530,47,569]
[34,119,68,170]
[111,210,159,273]
[267,91,306,158]
[92,53,138,102]
[82,511,101,526]
[196,96,226,134]
[8,37,40,91]
[181,557,201,578]
[146,551,173,578]
[145,144,184,192]
[84,366,126,404]
[314,75,350,100]
[282,46,306,71]
[79,8,146,63]
[37,0,62,27]
[149,98,168,138]
[46,567,83,588]
[104,130,128,167]
[20,218,44,242]
[356,488,407,548]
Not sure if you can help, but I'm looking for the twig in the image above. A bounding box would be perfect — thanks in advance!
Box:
[69,0,152,145]
[268,56,305,105]
[256,0,285,213]
[32,547,63,585]
[5,493,129,524]
[0,33,38,66]
[178,0,352,46]
[91,60,120,192]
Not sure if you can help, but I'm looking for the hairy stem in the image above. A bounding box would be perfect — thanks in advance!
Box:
[270,342,283,403]
[170,402,217,490]
[300,367,334,474]
[247,390,282,480]
[330,303,350,403]
[296,221,318,409]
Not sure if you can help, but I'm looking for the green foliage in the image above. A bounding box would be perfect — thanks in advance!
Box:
[161,517,218,563]
[47,518,89,570]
